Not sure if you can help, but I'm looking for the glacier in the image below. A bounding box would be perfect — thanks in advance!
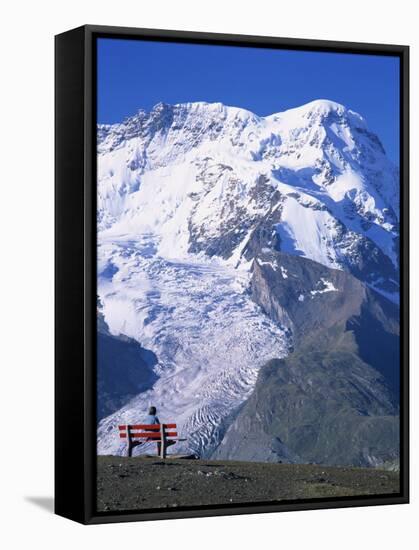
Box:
[97,235,288,457]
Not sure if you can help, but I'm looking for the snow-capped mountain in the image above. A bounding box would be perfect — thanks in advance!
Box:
[98,99,399,294]
[96,99,399,459]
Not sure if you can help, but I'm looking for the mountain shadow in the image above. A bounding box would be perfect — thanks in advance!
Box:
[97,311,158,422]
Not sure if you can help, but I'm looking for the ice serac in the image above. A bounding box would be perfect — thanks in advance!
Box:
[96,99,400,462]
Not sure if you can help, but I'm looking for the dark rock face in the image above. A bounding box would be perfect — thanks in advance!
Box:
[97,313,158,422]
[250,253,366,341]
[211,252,400,468]
[187,165,279,261]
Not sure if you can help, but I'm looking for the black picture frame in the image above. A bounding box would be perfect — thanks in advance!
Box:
[55,24,409,525]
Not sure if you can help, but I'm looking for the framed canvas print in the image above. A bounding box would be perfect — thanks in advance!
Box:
[55,25,409,524]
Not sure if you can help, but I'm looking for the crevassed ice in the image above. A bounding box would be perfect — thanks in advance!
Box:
[97,235,288,457]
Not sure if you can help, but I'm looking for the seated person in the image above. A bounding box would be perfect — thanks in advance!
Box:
[145,406,176,456]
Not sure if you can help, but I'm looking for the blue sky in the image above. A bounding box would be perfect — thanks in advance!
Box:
[97,38,400,164]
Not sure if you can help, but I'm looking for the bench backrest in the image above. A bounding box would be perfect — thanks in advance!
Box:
[118,423,177,440]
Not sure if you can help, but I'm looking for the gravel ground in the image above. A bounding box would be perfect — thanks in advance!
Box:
[96,456,400,512]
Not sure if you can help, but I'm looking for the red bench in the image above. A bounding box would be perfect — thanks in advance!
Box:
[118,423,186,458]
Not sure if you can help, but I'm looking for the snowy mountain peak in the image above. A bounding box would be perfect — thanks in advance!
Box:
[97,99,399,299]
[288,98,349,117]
[275,98,368,131]
[303,98,346,112]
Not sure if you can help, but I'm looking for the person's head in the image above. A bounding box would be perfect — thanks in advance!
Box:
[148,406,157,416]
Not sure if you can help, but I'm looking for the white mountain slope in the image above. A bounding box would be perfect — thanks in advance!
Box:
[96,99,399,457]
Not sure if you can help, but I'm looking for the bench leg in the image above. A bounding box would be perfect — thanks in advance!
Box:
[156,441,166,458]
[127,424,132,457]
[159,424,167,459]
[160,440,166,459]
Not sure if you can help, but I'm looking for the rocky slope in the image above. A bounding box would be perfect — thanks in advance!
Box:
[211,251,399,467]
